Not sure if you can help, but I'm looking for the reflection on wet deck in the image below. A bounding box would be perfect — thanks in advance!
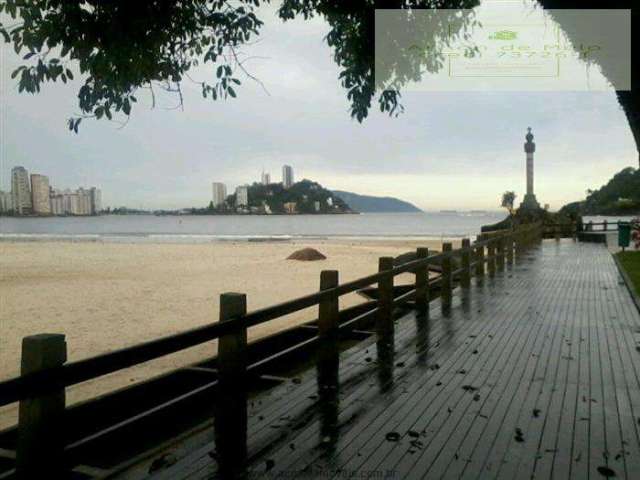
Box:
[152,240,640,479]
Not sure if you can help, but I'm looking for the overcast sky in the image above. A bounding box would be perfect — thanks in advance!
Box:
[0,1,636,211]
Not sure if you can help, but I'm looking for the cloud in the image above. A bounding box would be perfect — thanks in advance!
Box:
[0,3,636,211]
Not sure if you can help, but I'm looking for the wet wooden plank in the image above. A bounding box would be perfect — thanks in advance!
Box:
[445,271,558,478]
[136,240,640,480]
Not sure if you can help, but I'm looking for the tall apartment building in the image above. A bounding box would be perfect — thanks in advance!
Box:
[50,189,64,215]
[90,187,102,214]
[0,191,13,213]
[78,188,92,215]
[30,174,52,214]
[11,166,32,215]
[261,171,271,185]
[282,165,294,189]
[212,182,227,208]
[50,187,101,216]
[235,185,249,207]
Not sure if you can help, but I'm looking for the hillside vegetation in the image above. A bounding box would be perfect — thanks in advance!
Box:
[332,190,422,213]
[561,167,640,216]
[205,179,353,214]
[617,252,640,297]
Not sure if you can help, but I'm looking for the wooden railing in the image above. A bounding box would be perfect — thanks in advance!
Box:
[583,220,624,232]
[543,220,627,239]
[0,222,543,478]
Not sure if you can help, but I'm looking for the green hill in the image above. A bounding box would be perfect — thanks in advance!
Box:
[332,190,422,213]
[211,179,353,214]
[560,167,640,216]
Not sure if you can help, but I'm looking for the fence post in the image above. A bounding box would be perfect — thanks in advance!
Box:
[603,219,608,232]
[514,228,522,257]
[496,236,505,271]
[461,239,471,288]
[317,270,340,440]
[441,243,453,311]
[475,235,485,277]
[377,257,395,337]
[16,334,67,479]
[215,293,248,478]
[487,237,496,277]
[415,248,429,317]
[319,270,339,339]
[506,232,514,265]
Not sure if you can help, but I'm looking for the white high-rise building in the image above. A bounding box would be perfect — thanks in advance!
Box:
[30,174,52,215]
[49,187,101,216]
[235,185,249,207]
[212,182,227,208]
[77,187,92,215]
[50,189,64,215]
[0,191,13,213]
[282,165,294,189]
[90,187,102,215]
[11,166,32,215]
[261,171,271,185]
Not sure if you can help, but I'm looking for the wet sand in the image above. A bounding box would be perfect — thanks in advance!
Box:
[0,238,456,428]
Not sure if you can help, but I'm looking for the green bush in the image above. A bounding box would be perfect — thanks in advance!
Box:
[617,251,640,297]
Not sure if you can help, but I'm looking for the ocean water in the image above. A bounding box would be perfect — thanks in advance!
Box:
[0,213,634,243]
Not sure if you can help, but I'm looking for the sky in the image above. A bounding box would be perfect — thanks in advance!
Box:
[0,1,636,211]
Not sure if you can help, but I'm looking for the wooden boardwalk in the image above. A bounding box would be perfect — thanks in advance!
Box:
[145,240,640,479]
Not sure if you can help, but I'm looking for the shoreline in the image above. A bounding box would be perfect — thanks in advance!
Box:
[0,233,472,244]
[0,238,456,428]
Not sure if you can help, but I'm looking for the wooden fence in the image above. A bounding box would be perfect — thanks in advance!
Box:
[0,222,543,478]
[543,220,627,239]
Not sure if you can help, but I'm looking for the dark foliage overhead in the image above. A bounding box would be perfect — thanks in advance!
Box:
[0,0,478,131]
[1,0,263,132]
[536,0,639,164]
[1,0,638,161]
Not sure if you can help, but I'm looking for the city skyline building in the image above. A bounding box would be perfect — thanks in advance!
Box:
[0,191,13,213]
[30,174,52,215]
[5,165,102,216]
[261,171,271,185]
[235,185,249,207]
[282,165,294,189]
[212,182,227,208]
[11,166,32,215]
[90,187,102,214]
[49,187,101,215]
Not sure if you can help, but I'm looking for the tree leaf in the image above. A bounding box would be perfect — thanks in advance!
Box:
[0,28,9,43]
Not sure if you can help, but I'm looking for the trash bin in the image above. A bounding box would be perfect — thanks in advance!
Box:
[619,222,631,248]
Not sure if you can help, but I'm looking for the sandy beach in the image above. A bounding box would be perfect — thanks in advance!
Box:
[0,238,456,428]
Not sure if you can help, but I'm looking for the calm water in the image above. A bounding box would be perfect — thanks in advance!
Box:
[0,213,634,243]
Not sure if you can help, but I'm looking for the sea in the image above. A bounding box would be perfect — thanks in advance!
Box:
[0,213,635,244]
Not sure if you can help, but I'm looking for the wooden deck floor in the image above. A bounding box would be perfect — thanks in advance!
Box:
[146,240,640,479]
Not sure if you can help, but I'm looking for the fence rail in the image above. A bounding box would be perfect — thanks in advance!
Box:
[0,222,543,478]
